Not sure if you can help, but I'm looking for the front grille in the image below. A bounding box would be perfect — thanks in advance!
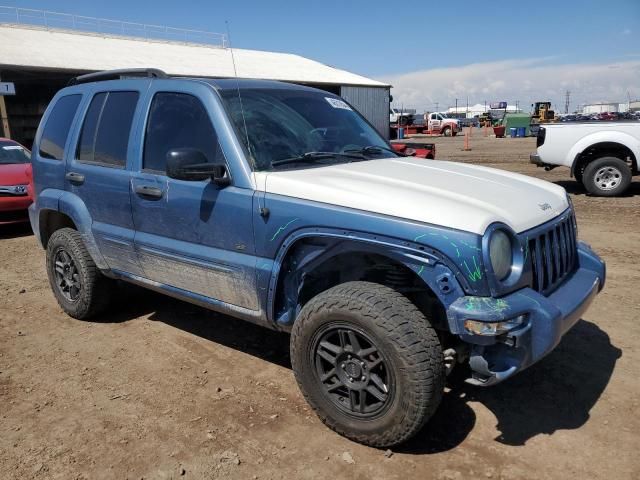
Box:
[527,213,577,295]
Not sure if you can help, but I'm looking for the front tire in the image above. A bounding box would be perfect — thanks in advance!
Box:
[46,228,114,319]
[290,281,444,447]
[583,156,631,196]
[442,127,452,137]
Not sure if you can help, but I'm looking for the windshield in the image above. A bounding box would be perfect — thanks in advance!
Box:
[0,141,31,164]
[220,88,394,171]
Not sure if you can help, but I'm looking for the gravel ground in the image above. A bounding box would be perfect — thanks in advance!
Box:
[1,131,638,479]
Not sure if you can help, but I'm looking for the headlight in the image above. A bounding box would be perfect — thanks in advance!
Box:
[489,230,512,280]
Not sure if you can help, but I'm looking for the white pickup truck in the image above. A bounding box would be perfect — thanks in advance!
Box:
[426,112,461,136]
[389,107,415,126]
[531,122,640,196]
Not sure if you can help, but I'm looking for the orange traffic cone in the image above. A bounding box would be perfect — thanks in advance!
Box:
[462,129,472,151]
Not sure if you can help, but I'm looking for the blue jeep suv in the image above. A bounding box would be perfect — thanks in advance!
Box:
[30,69,605,447]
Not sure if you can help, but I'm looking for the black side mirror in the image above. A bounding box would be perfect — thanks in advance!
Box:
[166,148,230,186]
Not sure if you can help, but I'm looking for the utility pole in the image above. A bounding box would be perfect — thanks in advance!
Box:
[455,98,458,113]
[466,95,469,116]
[484,100,487,112]
[435,101,439,112]
[564,90,571,114]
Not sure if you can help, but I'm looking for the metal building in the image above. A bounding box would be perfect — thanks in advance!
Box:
[0,7,390,147]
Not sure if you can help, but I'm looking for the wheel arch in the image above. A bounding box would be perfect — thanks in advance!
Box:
[45,192,110,270]
[39,209,77,248]
[268,230,466,332]
[571,134,639,177]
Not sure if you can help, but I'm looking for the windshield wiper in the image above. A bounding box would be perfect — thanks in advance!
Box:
[271,151,365,167]
[343,145,405,157]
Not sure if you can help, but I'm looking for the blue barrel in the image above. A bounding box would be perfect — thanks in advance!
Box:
[510,127,517,137]
[517,127,526,137]
[398,127,405,139]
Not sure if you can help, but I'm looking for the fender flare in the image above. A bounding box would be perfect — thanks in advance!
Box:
[266,227,469,328]
[568,131,640,174]
[57,191,110,270]
[32,188,64,247]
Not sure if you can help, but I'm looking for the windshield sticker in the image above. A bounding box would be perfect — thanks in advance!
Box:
[2,145,23,150]
[325,97,352,111]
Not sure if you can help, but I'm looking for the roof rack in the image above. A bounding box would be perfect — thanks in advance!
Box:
[69,68,168,85]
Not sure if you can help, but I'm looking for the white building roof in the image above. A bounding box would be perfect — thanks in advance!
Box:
[0,25,388,88]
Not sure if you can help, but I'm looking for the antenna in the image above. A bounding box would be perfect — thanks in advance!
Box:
[226,21,269,217]
[225,21,251,157]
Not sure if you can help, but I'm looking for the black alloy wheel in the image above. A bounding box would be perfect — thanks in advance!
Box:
[312,324,394,418]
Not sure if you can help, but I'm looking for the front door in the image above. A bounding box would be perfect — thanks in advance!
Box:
[64,85,145,276]
[429,113,441,132]
[130,87,258,310]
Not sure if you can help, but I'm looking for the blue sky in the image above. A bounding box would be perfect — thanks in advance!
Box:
[4,0,640,110]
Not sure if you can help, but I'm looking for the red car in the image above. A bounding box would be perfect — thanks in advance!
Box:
[391,141,436,159]
[0,138,33,224]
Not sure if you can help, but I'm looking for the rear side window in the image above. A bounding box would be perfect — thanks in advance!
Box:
[77,91,139,167]
[39,94,82,160]
[143,92,223,173]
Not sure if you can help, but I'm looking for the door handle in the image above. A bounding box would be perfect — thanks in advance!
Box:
[135,184,163,199]
[65,172,85,184]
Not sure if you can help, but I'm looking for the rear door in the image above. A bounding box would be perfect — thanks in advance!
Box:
[130,83,258,310]
[64,82,148,276]
[33,94,83,196]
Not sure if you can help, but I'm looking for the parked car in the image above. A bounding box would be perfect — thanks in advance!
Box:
[0,138,33,224]
[531,122,640,196]
[390,141,436,159]
[30,69,605,447]
[456,117,479,128]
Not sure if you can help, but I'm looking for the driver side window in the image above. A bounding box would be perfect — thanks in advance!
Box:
[143,92,225,173]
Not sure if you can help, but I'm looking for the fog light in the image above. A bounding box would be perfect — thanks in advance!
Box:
[464,315,526,336]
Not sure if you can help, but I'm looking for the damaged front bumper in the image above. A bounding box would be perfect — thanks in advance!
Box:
[447,242,605,386]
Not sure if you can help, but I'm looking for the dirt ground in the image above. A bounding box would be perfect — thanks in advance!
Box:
[1,131,639,480]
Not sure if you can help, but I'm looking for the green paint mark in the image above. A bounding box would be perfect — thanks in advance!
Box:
[523,236,529,263]
[463,256,482,282]
[450,242,460,257]
[463,297,510,314]
[460,240,482,252]
[417,265,425,275]
[495,298,509,313]
[269,218,299,242]
[414,233,427,242]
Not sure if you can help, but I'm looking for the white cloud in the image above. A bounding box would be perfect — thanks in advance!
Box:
[622,28,631,35]
[378,58,640,112]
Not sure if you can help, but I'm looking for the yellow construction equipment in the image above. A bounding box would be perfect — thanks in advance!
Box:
[531,102,555,123]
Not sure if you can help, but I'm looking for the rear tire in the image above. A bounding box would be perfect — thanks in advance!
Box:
[46,228,114,319]
[583,156,631,197]
[290,281,444,447]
